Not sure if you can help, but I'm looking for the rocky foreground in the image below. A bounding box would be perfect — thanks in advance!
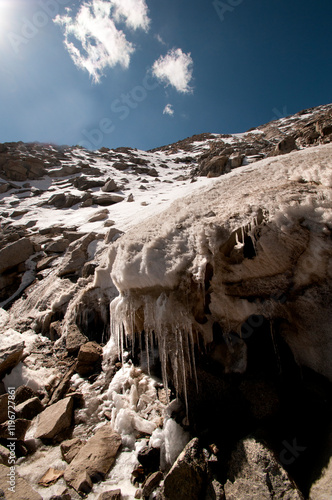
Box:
[0,104,332,499]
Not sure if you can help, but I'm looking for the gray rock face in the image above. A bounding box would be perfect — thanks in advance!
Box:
[0,464,42,500]
[57,232,99,277]
[224,437,303,499]
[0,341,25,379]
[0,238,34,274]
[64,424,121,494]
[35,397,73,440]
[163,438,207,500]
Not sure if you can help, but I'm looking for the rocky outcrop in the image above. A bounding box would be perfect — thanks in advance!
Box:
[63,424,121,494]
[57,232,100,277]
[224,436,303,499]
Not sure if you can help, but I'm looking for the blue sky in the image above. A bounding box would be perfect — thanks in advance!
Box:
[0,0,331,151]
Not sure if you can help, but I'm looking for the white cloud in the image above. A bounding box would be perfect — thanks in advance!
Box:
[155,34,166,45]
[163,104,174,116]
[54,0,150,83]
[152,48,193,93]
[111,0,150,31]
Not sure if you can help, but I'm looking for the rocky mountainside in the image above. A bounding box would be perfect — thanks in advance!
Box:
[0,103,331,499]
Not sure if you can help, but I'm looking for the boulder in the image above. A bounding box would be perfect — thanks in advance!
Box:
[0,238,34,274]
[274,136,297,155]
[57,233,99,277]
[15,385,38,405]
[112,161,128,171]
[229,154,244,168]
[224,437,304,499]
[88,210,109,223]
[47,193,81,209]
[76,342,103,377]
[104,228,123,244]
[92,194,124,206]
[61,437,84,464]
[138,446,161,474]
[0,419,30,440]
[35,397,73,440]
[48,366,76,406]
[15,397,44,420]
[64,424,122,494]
[0,341,25,379]
[97,490,122,500]
[65,324,88,355]
[163,438,207,500]
[45,239,70,253]
[73,176,104,191]
[102,179,119,193]
[142,471,163,497]
[0,464,42,500]
[200,155,228,177]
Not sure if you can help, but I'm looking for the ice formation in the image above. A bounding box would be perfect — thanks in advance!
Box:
[107,144,332,405]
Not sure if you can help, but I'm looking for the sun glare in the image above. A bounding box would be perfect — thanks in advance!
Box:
[0,0,15,32]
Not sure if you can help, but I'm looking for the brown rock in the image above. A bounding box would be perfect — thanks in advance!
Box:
[35,397,73,440]
[15,385,38,405]
[61,437,84,464]
[64,424,121,494]
[102,179,119,193]
[65,324,88,355]
[0,238,34,273]
[76,342,103,377]
[15,397,44,420]
[201,155,228,177]
[97,490,122,500]
[92,194,124,206]
[163,438,207,500]
[0,419,30,440]
[88,209,109,223]
[274,135,297,155]
[45,239,70,253]
[0,463,42,499]
[0,341,25,379]
[142,471,163,497]
[38,468,64,486]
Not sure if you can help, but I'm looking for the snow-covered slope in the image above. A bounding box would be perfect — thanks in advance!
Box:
[0,103,332,500]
